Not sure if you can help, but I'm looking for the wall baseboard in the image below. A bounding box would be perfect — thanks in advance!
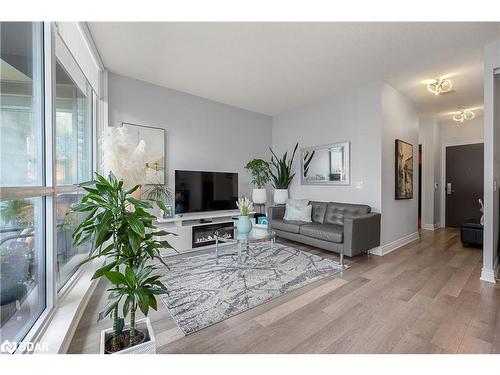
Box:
[480,268,496,283]
[422,223,440,231]
[480,256,499,284]
[370,231,420,256]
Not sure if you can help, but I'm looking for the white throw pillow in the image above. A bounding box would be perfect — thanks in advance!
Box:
[286,198,309,209]
[284,203,312,222]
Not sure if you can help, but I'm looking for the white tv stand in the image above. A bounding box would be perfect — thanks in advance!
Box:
[156,210,240,256]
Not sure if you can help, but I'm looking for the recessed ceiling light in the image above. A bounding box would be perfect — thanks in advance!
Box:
[427,78,453,96]
[452,106,475,123]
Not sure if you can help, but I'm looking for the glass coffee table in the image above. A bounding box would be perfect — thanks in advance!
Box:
[214,226,276,263]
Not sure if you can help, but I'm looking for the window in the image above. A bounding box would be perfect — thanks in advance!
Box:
[0,22,46,343]
[56,192,91,289]
[0,22,97,346]
[55,61,92,186]
[55,41,94,290]
[0,198,45,343]
[0,22,44,186]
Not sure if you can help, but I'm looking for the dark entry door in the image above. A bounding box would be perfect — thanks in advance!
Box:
[445,143,484,228]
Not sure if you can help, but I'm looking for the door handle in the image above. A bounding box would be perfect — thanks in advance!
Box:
[446,183,455,195]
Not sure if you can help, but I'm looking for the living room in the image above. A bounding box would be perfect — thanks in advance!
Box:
[1,1,500,374]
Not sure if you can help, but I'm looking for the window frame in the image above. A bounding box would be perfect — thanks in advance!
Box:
[0,21,99,352]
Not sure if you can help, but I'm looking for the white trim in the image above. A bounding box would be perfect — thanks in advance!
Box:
[370,231,420,256]
[422,223,440,231]
[440,140,484,227]
[79,22,104,71]
[480,253,499,283]
[55,22,102,95]
[480,269,496,283]
[36,258,104,354]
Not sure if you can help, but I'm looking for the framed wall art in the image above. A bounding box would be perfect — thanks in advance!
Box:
[395,139,413,200]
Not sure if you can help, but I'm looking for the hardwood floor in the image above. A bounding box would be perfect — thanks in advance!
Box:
[69,229,500,354]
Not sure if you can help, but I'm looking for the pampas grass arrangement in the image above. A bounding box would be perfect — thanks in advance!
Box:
[101,126,147,190]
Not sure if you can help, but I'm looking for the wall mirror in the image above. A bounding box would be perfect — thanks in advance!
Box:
[301,142,350,185]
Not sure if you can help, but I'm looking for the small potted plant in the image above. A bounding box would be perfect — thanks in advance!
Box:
[144,178,173,218]
[236,197,254,235]
[72,172,174,354]
[269,143,298,204]
[244,159,270,204]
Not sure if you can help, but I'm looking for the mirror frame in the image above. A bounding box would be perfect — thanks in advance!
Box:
[300,141,351,185]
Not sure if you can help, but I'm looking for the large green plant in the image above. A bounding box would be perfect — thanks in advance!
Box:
[269,143,299,189]
[72,172,174,353]
[244,159,270,189]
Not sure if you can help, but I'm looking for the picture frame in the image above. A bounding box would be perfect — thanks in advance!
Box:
[121,122,166,185]
[395,139,414,200]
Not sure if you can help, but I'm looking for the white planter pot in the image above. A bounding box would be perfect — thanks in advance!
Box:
[273,189,288,205]
[252,188,267,204]
[100,317,156,354]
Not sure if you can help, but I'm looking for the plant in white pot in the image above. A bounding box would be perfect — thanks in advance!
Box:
[269,143,298,205]
[244,159,270,204]
[72,172,174,354]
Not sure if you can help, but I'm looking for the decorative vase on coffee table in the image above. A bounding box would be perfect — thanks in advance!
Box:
[237,215,252,234]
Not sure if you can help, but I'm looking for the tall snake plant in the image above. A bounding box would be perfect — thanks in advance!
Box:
[269,142,299,189]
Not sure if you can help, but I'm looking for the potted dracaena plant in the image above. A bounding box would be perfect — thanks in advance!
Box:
[269,142,299,204]
[72,172,175,354]
[244,159,270,205]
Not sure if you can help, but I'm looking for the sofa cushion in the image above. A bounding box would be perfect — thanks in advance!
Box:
[310,201,327,224]
[300,223,344,243]
[324,202,372,226]
[271,219,307,234]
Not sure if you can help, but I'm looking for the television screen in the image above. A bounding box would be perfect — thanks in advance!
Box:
[174,170,238,214]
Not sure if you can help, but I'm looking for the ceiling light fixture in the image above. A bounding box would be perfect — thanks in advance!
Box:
[452,106,475,123]
[427,78,452,96]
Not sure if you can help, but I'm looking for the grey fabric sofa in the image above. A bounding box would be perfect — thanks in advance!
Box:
[268,201,381,263]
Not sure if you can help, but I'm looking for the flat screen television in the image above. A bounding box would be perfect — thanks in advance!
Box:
[174,170,238,214]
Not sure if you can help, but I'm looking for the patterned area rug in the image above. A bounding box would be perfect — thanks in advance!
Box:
[159,243,346,335]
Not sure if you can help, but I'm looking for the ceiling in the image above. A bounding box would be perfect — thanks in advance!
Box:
[89,22,500,118]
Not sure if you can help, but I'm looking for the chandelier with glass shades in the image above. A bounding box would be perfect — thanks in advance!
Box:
[427,78,453,96]
[452,106,475,123]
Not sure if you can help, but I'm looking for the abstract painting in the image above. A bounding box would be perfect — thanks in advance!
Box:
[395,139,413,200]
[122,122,166,184]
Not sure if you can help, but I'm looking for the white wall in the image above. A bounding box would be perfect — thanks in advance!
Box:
[381,83,419,246]
[419,116,484,231]
[271,81,383,212]
[482,40,500,283]
[418,118,440,228]
[272,81,420,249]
[439,116,484,145]
[108,73,272,202]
